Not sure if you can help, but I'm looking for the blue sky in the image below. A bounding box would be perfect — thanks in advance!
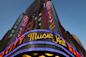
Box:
[0,0,86,49]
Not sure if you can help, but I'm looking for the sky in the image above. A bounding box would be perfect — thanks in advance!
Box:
[0,0,86,49]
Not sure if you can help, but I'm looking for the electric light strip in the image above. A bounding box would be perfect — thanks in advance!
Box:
[5,41,74,57]
[10,48,69,57]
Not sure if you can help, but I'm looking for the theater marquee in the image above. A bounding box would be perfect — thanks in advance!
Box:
[0,29,82,57]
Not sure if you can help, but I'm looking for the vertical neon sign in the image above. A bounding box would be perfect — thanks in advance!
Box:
[46,1,55,30]
[17,15,29,38]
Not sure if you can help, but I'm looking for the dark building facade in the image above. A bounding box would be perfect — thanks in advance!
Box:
[0,0,86,57]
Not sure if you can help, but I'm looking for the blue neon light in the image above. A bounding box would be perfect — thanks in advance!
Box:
[5,41,74,57]
[10,48,69,57]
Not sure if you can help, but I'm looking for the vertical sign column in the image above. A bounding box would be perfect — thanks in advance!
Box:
[46,0,55,31]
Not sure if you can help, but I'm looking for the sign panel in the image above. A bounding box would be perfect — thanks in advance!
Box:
[0,29,82,57]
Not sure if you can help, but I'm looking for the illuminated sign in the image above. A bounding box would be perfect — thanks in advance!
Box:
[17,15,29,37]
[28,32,67,47]
[0,36,25,57]
[0,29,82,57]
[46,1,55,30]
[28,32,53,41]
[68,44,81,57]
